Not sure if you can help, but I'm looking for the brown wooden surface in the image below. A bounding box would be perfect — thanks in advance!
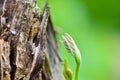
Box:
[0,0,63,80]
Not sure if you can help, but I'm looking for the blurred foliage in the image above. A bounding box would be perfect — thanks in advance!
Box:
[37,0,120,80]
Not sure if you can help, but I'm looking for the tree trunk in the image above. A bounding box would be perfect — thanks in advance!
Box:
[0,0,63,80]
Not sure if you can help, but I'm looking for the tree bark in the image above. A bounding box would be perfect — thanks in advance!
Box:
[0,0,63,80]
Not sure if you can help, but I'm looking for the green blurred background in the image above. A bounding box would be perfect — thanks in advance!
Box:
[37,0,120,80]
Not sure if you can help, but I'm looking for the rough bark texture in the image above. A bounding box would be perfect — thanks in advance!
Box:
[0,0,63,80]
